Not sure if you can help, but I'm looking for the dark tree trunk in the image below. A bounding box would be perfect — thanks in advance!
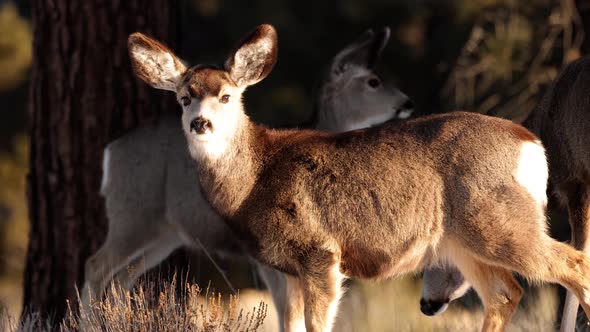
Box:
[577,0,590,54]
[24,0,178,321]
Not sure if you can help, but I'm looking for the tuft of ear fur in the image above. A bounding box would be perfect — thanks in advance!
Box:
[331,27,390,75]
[128,33,187,91]
[224,24,278,87]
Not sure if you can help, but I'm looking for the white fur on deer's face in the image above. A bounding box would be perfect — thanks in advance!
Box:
[178,73,246,159]
[128,25,278,159]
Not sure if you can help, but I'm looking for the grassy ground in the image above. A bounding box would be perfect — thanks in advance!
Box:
[1,273,563,331]
[192,275,561,332]
[2,278,268,332]
[334,277,558,332]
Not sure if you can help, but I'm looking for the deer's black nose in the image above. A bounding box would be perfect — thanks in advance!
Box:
[420,298,448,316]
[401,99,414,111]
[190,117,212,134]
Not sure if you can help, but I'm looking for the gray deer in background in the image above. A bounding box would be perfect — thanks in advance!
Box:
[82,27,413,331]
[419,56,590,332]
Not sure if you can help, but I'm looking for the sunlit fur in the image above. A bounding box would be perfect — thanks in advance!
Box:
[83,27,412,332]
[180,87,245,159]
[420,57,590,332]
[127,26,590,332]
[514,141,549,210]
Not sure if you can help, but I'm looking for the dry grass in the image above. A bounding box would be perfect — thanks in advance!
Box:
[0,272,574,332]
[1,277,267,332]
[334,276,559,332]
[234,275,562,331]
[215,275,563,332]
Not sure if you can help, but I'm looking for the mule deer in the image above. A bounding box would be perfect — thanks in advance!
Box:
[82,27,413,330]
[419,56,590,332]
[525,55,590,332]
[127,24,590,332]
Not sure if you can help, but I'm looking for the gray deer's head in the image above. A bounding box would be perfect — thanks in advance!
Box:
[315,27,414,132]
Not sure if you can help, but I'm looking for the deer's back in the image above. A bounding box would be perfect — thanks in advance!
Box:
[101,118,178,227]
[257,112,532,219]
[235,112,540,277]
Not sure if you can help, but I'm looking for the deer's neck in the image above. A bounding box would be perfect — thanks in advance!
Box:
[192,116,266,219]
[314,84,343,132]
[314,84,367,132]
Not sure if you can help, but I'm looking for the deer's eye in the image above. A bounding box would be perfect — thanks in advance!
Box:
[181,96,191,106]
[367,77,381,88]
[220,94,230,104]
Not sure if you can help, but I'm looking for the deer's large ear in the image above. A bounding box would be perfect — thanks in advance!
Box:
[128,33,187,91]
[331,27,390,76]
[224,24,278,87]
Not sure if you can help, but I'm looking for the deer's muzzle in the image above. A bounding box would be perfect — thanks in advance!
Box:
[190,117,213,134]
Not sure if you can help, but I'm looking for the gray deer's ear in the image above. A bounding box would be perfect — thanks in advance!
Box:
[128,32,187,91]
[224,24,278,87]
[331,27,390,76]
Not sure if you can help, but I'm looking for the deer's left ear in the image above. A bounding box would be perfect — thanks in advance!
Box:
[225,24,278,87]
[128,32,187,91]
[331,27,390,76]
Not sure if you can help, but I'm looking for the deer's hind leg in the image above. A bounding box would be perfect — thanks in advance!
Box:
[452,214,590,330]
[536,240,590,319]
[489,238,590,329]
[110,226,182,291]
[82,221,181,306]
[559,184,590,332]
[451,251,523,332]
[457,191,590,329]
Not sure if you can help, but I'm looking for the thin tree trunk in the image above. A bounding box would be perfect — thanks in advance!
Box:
[24,0,178,321]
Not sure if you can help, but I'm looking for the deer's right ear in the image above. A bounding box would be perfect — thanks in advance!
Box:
[128,33,187,91]
[224,24,278,87]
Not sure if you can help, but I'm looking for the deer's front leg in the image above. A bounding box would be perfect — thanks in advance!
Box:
[284,274,306,332]
[301,256,346,332]
[256,262,306,332]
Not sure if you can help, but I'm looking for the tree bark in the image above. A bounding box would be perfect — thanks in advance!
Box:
[24,0,178,321]
[576,0,590,54]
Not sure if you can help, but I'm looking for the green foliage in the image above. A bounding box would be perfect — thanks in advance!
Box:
[0,2,32,91]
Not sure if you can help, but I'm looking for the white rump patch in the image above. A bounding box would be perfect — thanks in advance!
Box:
[100,146,111,195]
[514,141,548,207]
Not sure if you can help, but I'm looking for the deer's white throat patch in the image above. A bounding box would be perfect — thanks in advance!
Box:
[191,132,232,159]
[183,103,242,160]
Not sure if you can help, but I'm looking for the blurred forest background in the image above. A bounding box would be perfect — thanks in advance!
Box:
[0,0,588,330]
